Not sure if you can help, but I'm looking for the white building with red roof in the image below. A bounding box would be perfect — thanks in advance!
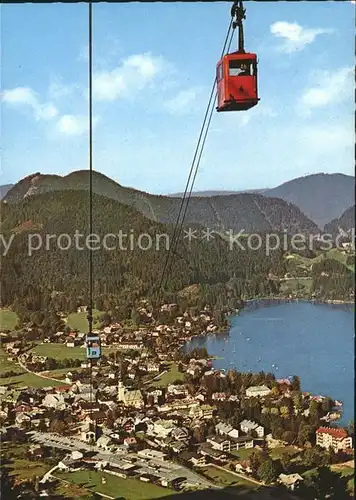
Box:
[316,427,353,452]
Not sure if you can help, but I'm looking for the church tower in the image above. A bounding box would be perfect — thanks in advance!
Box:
[117,360,126,403]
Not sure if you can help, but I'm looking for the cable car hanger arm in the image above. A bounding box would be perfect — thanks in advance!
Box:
[231,0,246,53]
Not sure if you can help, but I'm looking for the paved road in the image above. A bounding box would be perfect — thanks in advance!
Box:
[143,370,167,385]
[40,464,60,484]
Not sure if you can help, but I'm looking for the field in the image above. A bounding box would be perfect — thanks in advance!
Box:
[56,470,176,499]
[45,366,83,378]
[0,347,25,375]
[66,310,103,333]
[285,249,355,273]
[0,371,66,389]
[54,481,89,499]
[0,309,19,330]
[0,347,67,388]
[201,466,260,496]
[151,362,185,387]
[280,278,313,295]
[230,448,256,461]
[269,446,300,460]
[201,466,242,486]
[303,465,354,496]
[0,309,104,333]
[330,464,355,494]
[1,442,48,481]
[32,342,120,361]
[32,343,87,361]
[0,344,69,388]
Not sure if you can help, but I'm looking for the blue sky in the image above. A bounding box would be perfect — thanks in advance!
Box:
[1,1,354,194]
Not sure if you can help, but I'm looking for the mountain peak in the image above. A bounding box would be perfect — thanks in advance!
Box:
[3,168,318,235]
[3,169,354,230]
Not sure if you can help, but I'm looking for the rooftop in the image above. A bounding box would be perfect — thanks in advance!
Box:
[246,385,270,392]
[207,435,229,444]
[316,427,348,439]
[155,419,175,429]
[234,435,253,443]
[240,419,258,429]
[279,473,304,485]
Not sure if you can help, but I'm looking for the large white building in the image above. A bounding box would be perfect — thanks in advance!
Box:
[137,449,167,461]
[240,419,264,437]
[316,427,353,452]
[245,385,271,398]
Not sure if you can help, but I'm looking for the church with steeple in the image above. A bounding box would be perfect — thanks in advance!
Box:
[117,365,143,409]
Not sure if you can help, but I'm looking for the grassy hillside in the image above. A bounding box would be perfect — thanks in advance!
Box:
[66,310,103,332]
[0,310,19,330]
[285,249,355,273]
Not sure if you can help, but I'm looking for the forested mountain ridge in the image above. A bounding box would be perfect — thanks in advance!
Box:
[3,170,319,235]
[1,190,353,318]
[324,205,355,235]
[168,173,355,230]
[1,190,287,314]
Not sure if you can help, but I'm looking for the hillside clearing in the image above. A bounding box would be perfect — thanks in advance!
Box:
[0,309,19,330]
[66,310,103,333]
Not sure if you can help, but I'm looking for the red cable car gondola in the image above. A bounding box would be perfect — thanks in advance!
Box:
[216,1,259,112]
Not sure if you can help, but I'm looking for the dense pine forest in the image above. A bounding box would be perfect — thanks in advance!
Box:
[1,190,354,324]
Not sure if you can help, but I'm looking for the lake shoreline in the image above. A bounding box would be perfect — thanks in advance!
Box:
[185,301,354,425]
[221,297,353,335]
[243,296,354,307]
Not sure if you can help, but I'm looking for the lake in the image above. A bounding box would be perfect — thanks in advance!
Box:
[185,301,354,424]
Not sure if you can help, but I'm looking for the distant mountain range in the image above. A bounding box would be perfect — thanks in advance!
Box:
[168,173,355,229]
[264,173,354,230]
[169,189,267,197]
[2,171,318,235]
[2,171,354,231]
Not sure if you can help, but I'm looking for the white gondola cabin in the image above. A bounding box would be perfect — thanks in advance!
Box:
[86,334,101,360]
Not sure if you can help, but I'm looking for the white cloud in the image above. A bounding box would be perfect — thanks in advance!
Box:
[2,85,99,137]
[48,78,77,100]
[56,114,99,136]
[93,52,168,101]
[164,88,202,115]
[298,122,353,154]
[37,103,58,121]
[270,21,332,53]
[2,86,58,121]
[298,67,353,113]
[2,87,37,106]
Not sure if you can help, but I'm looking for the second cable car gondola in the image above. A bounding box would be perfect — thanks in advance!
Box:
[216,1,259,112]
[86,334,101,359]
